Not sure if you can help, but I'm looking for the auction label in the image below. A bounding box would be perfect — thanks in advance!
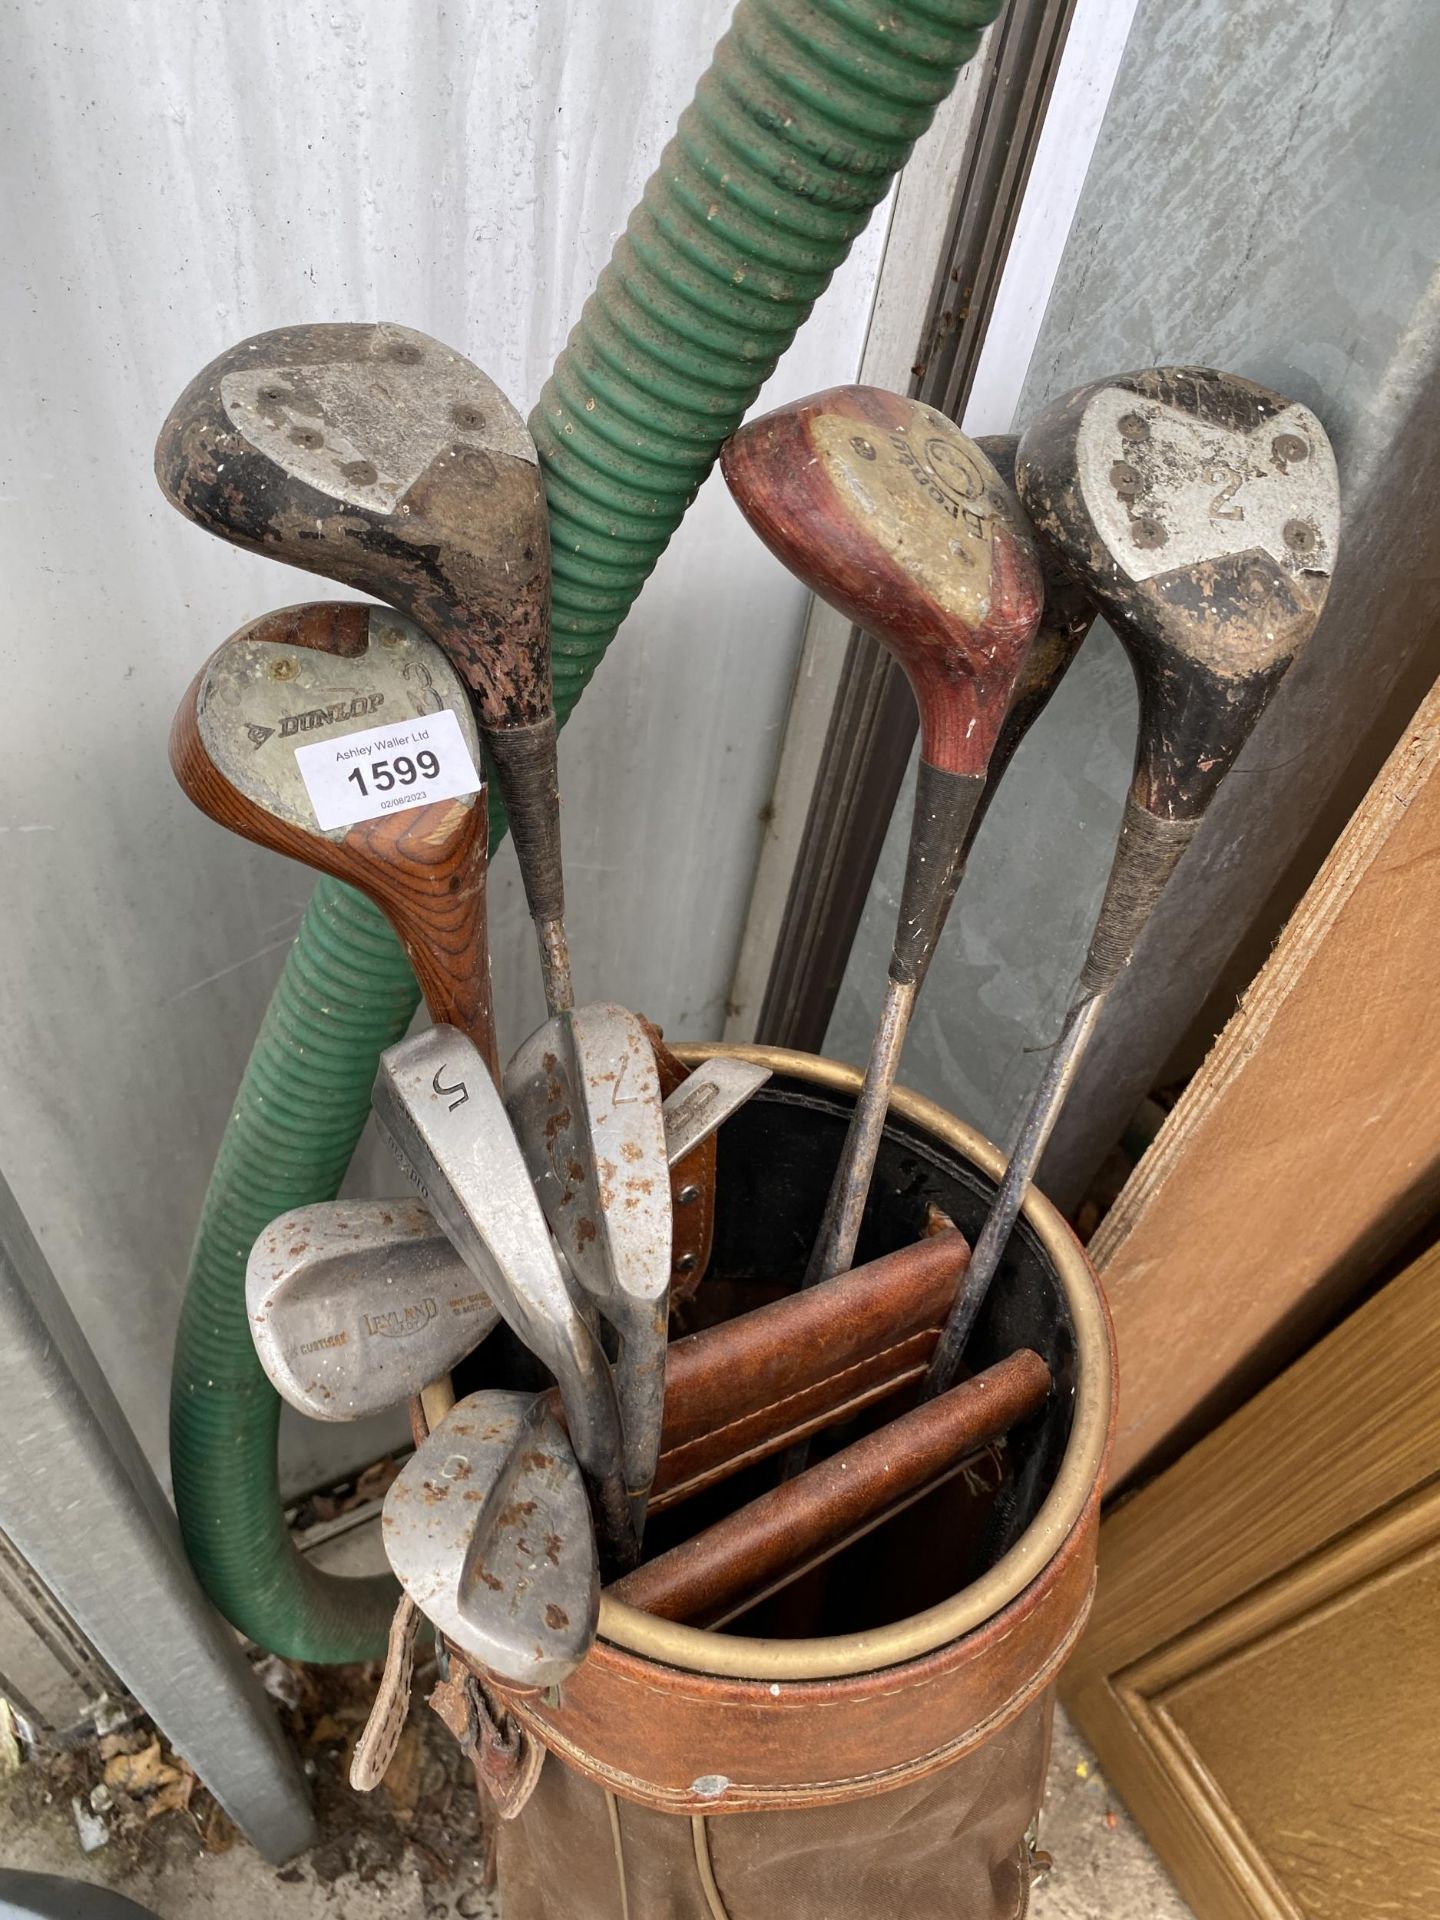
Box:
[294,709,481,830]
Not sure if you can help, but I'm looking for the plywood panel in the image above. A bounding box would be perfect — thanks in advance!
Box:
[1089,672,1440,1488]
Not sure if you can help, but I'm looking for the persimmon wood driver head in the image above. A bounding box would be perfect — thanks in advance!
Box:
[1015,366,1338,830]
[723,388,1044,1302]
[169,601,495,1061]
[154,322,574,1015]
[927,367,1340,1397]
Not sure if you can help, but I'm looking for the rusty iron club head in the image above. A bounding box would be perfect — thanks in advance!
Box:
[245,1201,502,1422]
[504,1005,670,1531]
[247,1056,771,1426]
[383,1390,599,1687]
[154,322,574,1014]
[371,1024,638,1575]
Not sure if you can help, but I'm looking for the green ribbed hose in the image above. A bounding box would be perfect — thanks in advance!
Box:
[170,879,420,1656]
[170,0,1005,1661]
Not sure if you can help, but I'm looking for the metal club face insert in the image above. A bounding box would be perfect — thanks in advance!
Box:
[503,1007,671,1515]
[245,1201,501,1421]
[505,1005,670,1316]
[383,1391,598,1687]
[371,1024,636,1572]
[191,604,481,842]
[155,323,550,730]
[1074,381,1340,591]
[1017,368,1339,813]
[218,340,535,515]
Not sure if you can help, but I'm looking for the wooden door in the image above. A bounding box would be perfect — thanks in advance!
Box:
[1063,1241,1440,1918]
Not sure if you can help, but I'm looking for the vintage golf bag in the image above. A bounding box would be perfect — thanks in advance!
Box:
[453,1045,1115,1919]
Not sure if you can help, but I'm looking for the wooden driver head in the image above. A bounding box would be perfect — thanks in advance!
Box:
[974,434,1097,803]
[170,602,494,1052]
[155,322,550,736]
[721,387,1044,778]
[1015,367,1340,817]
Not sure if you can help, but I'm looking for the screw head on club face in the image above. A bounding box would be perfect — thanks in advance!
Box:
[155,322,550,730]
[383,1390,599,1687]
[1015,367,1340,814]
[721,387,1044,778]
[245,1200,501,1422]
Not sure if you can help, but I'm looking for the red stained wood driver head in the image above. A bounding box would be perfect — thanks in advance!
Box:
[723,386,1043,788]
[723,388,1045,1300]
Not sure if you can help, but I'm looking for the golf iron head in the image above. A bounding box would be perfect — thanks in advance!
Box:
[383,1390,599,1687]
[372,1024,638,1573]
[505,1006,669,1527]
[245,1055,771,1422]
[246,1200,502,1422]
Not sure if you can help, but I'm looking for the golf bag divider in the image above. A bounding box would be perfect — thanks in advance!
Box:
[483,1044,1116,1920]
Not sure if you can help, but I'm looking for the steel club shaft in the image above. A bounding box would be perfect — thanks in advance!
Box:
[927,366,1341,1394]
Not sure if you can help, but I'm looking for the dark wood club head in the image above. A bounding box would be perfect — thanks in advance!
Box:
[721,387,1043,779]
[1015,367,1341,816]
[170,601,495,1055]
[155,323,551,735]
[975,434,1097,790]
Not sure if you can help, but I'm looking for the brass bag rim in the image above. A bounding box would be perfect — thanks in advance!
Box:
[593,1041,1112,1683]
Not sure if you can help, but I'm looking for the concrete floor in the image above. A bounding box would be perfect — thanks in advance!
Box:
[0,1702,1190,1918]
[1033,1711,1193,1920]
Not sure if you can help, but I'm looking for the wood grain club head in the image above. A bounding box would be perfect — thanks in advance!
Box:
[169,602,495,1044]
[722,387,1044,777]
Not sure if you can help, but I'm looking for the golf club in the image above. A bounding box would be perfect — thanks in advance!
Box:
[970,434,1099,837]
[927,367,1340,1394]
[249,1056,771,1422]
[723,390,1044,1298]
[170,600,496,1064]
[155,322,574,1017]
[246,1200,501,1422]
[382,1390,599,1686]
[372,1024,638,1574]
[504,1004,669,1529]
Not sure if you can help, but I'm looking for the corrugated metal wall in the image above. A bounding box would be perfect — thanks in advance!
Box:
[0,0,892,1491]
